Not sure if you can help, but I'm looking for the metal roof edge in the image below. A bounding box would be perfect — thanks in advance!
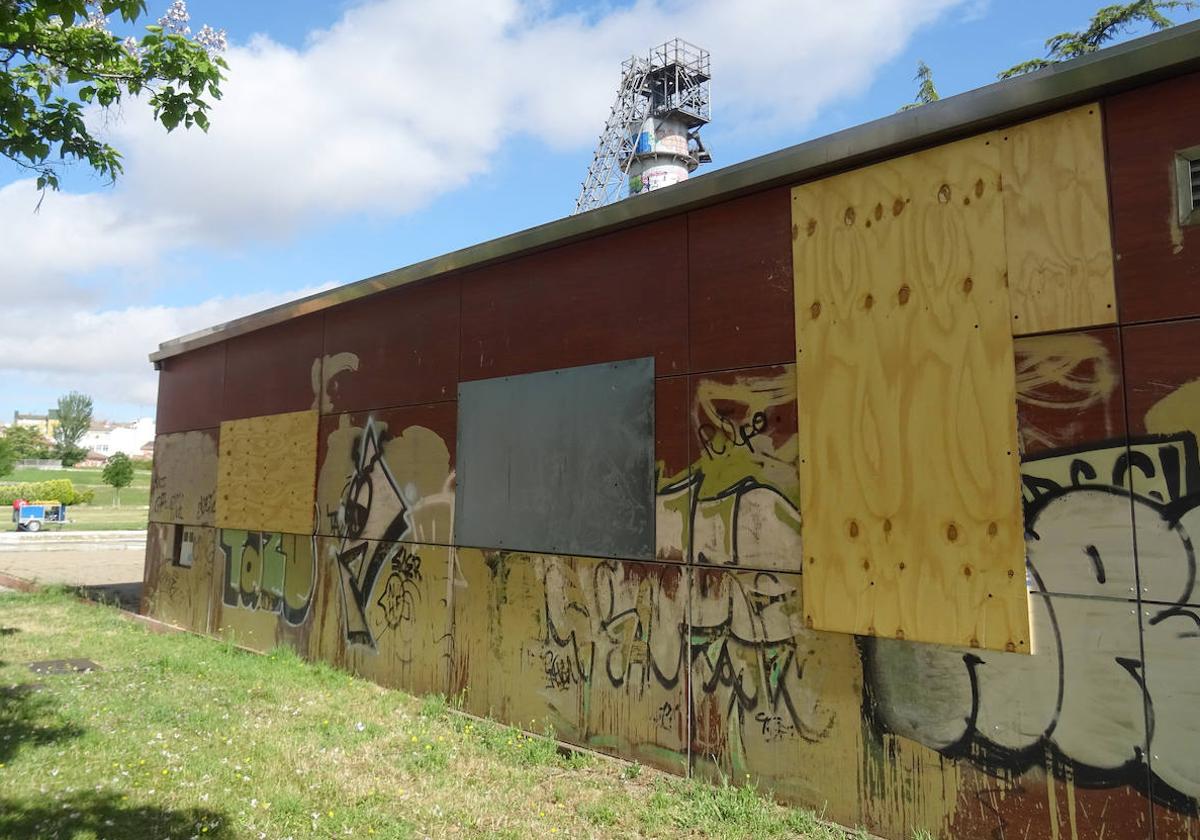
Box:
[150,20,1200,363]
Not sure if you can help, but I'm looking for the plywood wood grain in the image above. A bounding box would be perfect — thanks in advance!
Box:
[216,409,318,534]
[1001,104,1116,335]
[791,133,1028,652]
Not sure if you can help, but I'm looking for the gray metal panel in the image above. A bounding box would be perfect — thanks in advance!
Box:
[454,357,654,559]
[150,21,1200,363]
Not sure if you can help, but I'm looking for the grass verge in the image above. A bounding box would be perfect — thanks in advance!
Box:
[0,588,864,839]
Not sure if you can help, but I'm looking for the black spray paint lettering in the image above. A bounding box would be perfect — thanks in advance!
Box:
[697,411,769,459]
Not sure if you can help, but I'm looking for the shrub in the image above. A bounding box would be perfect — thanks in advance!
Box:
[0,479,89,506]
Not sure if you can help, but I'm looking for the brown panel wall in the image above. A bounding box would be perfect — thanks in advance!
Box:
[321,276,460,414]
[688,187,794,372]
[1106,70,1200,324]
[156,342,225,434]
[1015,328,1135,599]
[222,313,325,421]
[458,217,688,381]
[148,77,1200,840]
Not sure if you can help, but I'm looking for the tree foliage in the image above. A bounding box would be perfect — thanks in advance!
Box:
[2,425,54,459]
[0,0,227,193]
[899,61,940,111]
[101,450,133,505]
[902,1,1195,109]
[1000,1,1197,78]
[0,436,14,478]
[52,390,92,453]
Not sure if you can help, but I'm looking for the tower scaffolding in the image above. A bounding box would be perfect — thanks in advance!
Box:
[574,39,712,214]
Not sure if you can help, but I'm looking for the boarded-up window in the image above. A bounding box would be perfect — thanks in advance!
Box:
[454,358,655,559]
[792,134,1028,653]
[215,409,318,535]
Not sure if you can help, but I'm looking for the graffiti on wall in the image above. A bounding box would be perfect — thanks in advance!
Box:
[149,430,219,526]
[865,350,1200,811]
[689,570,846,766]
[658,366,802,569]
[317,413,452,648]
[219,529,316,625]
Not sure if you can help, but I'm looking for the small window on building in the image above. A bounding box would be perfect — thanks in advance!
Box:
[1176,146,1200,226]
[171,525,195,568]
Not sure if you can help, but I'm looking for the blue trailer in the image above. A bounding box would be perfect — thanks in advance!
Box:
[12,501,68,532]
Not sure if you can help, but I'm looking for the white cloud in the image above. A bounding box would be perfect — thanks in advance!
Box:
[0,179,187,302]
[107,0,964,243]
[0,0,965,417]
[0,284,336,413]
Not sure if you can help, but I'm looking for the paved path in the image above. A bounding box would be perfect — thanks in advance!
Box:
[0,530,146,552]
[0,543,146,611]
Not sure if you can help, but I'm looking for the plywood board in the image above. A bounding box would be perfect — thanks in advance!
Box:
[216,409,319,534]
[791,133,1028,652]
[149,429,219,526]
[1001,104,1116,335]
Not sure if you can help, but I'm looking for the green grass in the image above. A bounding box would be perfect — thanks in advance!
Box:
[0,588,866,840]
[5,467,150,531]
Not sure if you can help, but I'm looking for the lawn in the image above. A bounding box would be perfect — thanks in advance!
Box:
[0,588,864,840]
[4,467,150,531]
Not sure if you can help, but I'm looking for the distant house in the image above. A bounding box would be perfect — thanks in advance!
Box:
[78,417,156,460]
[12,410,58,439]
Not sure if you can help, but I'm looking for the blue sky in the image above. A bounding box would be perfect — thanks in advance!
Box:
[2,0,1196,424]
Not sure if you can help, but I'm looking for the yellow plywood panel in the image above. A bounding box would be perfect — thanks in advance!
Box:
[1001,104,1116,335]
[792,133,1029,652]
[216,409,318,534]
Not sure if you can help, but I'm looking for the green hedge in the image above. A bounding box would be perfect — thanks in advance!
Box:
[0,479,93,506]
